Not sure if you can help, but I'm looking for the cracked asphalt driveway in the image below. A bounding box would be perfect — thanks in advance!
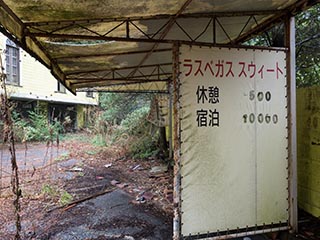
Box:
[35,189,172,240]
[0,137,173,240]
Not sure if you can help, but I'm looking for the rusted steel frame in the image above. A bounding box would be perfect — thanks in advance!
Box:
[213,16,216,44]
[77,86,169,95]
[237,15,253,39]
[76,70,112,80]
[129,20,152,39]
[72,81,159,89]
[24,10,283,27]
[70,78,170,84]
[43,20,126,38]
[50,23,77,34]
[127,0,194,79]
[129,72,172,79]
[234,0,312,44]
[27,23,75,34]
[67,72,172,81]
[194,226,290,240]
[172,42,181,240]
[70,80,170,89]
[168,82,173,159]
[113,70,126,79]
[174,20,194,41]
[151,20,171,39]
[65,63,172,76]
[77,83,169,93]
[285,15,298,233]
[103,20,126,37]
[137,67,157,80]
[215,17,233,43]
[126,20,130,38]
[68,69,170,82]
[194,17,213,42]
[79,89,169,94]
[75,23,106,37]
[158,64,170,75]
[251,16,272,47]
[28,31,290,50]
[79,81,170,90]
[54,48,171,60]
[68,67,170,80]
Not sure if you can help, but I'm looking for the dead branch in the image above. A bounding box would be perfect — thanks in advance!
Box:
[47,187,116,213]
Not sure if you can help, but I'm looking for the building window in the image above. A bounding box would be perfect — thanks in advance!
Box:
[5,39,20,85]
[86,91,93,98]
[57,81,66,93]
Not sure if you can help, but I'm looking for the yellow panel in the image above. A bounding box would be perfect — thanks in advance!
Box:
[297,86,320,218]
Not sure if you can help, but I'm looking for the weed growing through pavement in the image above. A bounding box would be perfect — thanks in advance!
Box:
[54,152,70,162]
[59,191,73,206]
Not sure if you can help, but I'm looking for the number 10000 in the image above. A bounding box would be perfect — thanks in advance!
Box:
[243,113,278,124]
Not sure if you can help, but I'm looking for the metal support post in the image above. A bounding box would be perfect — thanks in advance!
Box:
[285,15,298,233]
[168,82,173,159]
[172,42,181,240]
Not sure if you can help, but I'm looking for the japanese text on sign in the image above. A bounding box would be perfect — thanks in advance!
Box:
[196,85,220,127]
[183,59,284,80]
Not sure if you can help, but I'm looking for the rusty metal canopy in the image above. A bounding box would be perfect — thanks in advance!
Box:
[0,0,315,94]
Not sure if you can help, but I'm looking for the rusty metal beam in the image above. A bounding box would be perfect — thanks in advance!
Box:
[172,42,181,240]
[77,82,169,94]
[234,0,314,44]
[54,48,171,60]
[65,63,172,76]
[285,15,298,234]
[71,78,169,89]
[70,78,169,84]
[67,72,171,81]
[24,10,282,27]
[79,89,168,94]
[128,0,194,79]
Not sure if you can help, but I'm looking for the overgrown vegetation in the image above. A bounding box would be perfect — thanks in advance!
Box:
[41,184,73,206]
[12,108,62,142]
[115,106,160,159]
[90,93,162,159]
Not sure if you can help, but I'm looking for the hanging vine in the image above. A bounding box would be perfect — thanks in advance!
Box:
[0,54,21,239]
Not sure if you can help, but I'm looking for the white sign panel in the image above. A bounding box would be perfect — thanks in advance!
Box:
[179,45,289,237]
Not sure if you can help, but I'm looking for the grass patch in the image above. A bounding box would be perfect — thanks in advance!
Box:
[55,152,70,162]
[59,191,73,206]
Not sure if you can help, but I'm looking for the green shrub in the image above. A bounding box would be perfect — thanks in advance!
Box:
[120,106,150,135]
[12,109,63,142]
[92,134,106,146]
[113,106,159,159]
[129,135,159,159]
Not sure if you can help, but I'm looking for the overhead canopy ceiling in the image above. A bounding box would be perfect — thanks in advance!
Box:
[0,0,315,94]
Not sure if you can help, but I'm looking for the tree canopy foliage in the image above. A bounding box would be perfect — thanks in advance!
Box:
[296,4,320,87]
[246,4,319,87]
